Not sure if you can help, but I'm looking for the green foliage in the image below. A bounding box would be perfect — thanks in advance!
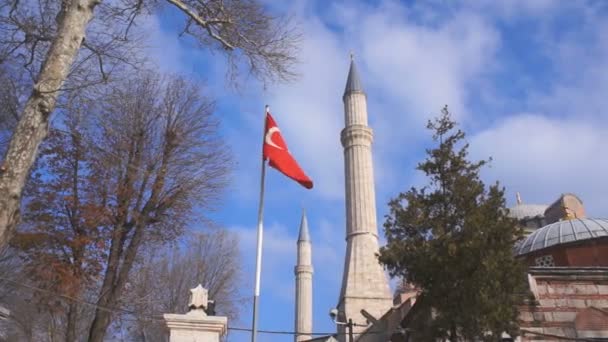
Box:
[379,106,527,341]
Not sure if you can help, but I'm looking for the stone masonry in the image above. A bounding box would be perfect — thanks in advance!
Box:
[519,267,608,340]
[164,284,227,342]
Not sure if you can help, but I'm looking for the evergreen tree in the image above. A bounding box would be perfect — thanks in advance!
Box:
[379,106,527,341]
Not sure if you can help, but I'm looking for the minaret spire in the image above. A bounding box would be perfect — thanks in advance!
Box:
[294,210,313,342]
[298,209,310,242]
[344,57,365,97]
[337,57,392,340]
[516,192,523,205]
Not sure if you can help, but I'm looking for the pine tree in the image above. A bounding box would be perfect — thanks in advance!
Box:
[379,106,527,341]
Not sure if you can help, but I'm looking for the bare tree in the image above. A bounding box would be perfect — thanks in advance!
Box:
[0,249,36,342]
[0,0,299,249]
[0,246,98,342]
[9,72,231,341]
[123,228,242,341]
[86,73,231,341]
[12,109,102,342]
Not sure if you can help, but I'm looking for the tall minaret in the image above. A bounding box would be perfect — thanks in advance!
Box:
[337,57,392,338]
[294,211,313,342]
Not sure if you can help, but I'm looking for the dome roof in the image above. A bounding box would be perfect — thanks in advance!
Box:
[516,218,608,255]
[508,204,548,220]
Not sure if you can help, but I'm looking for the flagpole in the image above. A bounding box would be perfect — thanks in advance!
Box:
[251,105,269,342]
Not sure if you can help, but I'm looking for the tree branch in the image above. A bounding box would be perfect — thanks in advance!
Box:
[81,41,108,81]
[163,0,235,50]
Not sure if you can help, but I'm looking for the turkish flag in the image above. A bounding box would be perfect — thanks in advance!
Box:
[263,111,313,189]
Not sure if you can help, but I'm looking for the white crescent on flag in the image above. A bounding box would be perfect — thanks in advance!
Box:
[265,127,283,150]
[262,109,313,189]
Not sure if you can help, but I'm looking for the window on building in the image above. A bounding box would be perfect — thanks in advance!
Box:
[535,255,555,267]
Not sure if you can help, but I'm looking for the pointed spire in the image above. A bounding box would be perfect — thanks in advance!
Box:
[344,54,365,97]
[516,192,523,205]
[298,210,310,242]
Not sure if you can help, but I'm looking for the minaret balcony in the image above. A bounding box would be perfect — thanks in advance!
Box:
[294,265,313,275]
[341,125,373,148]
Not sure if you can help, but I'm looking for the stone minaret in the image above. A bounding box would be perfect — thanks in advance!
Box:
[337,57,392,339]
[294,211,313,342]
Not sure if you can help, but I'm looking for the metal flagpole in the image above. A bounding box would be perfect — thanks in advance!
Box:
[251,105,269,342]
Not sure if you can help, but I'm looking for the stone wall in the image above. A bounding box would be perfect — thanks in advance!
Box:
[519,267,608,341]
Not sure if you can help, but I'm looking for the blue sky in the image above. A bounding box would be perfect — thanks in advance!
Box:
[141,1,608,340]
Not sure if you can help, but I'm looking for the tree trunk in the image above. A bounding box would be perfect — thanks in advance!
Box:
[87,138,144,342]
[65,303,78,342]
[87,220,147,342]
[88,144,171,342]
[0,0,99,248]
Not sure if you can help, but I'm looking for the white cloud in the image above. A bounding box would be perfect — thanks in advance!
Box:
[465,3,608,216]
[232,222,295,301]
[249,0,504,201]
[133,3,608,337]
[264,16,347,200]
[473,0,561,18]
[231,216,344,303]
[358,9,499,123]
[137,0,608,251]
[470,114,608,216]
[137,15,187,75]
[529,11,608,126]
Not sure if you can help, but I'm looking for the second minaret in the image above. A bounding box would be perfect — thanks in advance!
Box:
[294,211,313,342]
[337,57,392,339]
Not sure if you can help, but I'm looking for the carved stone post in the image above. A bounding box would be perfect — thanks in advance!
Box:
[164,284,228,342]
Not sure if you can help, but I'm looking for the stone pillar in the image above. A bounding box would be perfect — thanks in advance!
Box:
[338,58,392,341]
[294,211,313,342]
[164,284,227,342]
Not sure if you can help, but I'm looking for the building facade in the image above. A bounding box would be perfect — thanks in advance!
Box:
[384,194,608,341]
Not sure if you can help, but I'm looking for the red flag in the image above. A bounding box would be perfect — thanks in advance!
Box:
[263,110,313,189]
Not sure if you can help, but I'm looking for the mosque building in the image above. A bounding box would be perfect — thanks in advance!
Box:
[292,58,608,341]
[511,194,608,341]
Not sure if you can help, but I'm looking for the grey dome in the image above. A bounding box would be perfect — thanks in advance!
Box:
[508,204,548,220]
[516,218,608,255]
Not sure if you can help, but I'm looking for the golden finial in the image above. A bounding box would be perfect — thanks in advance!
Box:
[563,205,576,220]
